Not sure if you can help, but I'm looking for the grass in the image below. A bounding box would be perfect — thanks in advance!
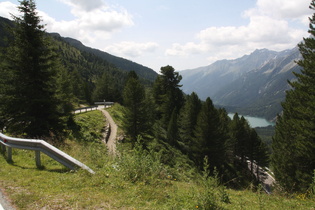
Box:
[0,107,314,209]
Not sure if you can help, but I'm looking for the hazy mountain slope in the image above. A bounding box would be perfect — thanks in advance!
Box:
[180,47,301,120]
[180,49,280,100]
[214,47,301,119]
[61,37,158,82]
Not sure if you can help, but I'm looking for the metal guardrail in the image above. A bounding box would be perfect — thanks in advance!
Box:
[94,101,114,107]
[0,133,95,174]
[74,106,98,113]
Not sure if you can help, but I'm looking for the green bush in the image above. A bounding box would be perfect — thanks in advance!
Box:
[116,137,167,184]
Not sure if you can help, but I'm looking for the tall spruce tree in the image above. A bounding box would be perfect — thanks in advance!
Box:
[272,0,315,192]
[152,65,184,145]
[193,98,226,170]
[153,65,184,126]
[122,71,148,146]
[0,0,69,137]
[178,92,202,155]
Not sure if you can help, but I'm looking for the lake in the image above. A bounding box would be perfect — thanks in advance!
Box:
[228,113,275,128]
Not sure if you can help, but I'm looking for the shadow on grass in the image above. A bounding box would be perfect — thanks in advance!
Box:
[4,160,71,174]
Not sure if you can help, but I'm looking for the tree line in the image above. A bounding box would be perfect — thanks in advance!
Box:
[122,65,269,184]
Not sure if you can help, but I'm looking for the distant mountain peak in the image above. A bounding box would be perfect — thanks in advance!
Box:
[180,46,301,120]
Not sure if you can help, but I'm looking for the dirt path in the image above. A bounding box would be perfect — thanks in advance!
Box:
[99,108,117,156]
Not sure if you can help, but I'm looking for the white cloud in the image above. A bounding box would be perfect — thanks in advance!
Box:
[0,1,19,19]
[47,1,133,44]
[165,42,204,56]
[247,0,311,20]
[0,1,134,46]
[60,0,104,12]
[105,41,159,58]
[165,0,310,64]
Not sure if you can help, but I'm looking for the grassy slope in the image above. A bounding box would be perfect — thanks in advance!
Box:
[0,108,314,209]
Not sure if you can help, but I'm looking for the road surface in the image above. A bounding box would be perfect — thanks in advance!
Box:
[99,108,117,155]
[246,160,276,194]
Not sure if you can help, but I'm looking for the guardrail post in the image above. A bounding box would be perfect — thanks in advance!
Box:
[1,144,5,153]
[35,150,41,168]
[7,147,12,162]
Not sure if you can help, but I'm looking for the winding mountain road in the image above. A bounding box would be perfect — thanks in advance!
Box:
[99,108,117,155]
[246,160,276,194]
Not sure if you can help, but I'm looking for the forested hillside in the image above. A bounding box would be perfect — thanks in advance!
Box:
[0,16,157,105]
[61,35,157,82]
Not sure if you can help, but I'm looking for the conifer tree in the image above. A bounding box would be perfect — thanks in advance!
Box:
[227,114,248,163]
[122,71,148,146]
[178,92,202,155]
[272,0,315,192]
[152,65,184,126]
[0,0,70,137]
[193,98,226,170]
[92,71,121,103]
[167,108,179,147]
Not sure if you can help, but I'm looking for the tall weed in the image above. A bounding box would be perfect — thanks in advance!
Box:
[116,137,167,184]
[196,156,229,210]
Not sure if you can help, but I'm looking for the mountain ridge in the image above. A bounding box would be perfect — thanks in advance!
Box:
[180,47,301,120]
[0,16,157,83]
[50,33,158,82]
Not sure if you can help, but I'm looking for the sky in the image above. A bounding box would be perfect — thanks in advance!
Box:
[0,0,312,72]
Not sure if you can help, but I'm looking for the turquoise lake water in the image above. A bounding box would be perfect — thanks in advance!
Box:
[228,113,275,128]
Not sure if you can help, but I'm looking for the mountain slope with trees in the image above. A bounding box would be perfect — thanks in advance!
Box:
[180,47,301,120]
[0,16,157,105]
[60,36,157,82]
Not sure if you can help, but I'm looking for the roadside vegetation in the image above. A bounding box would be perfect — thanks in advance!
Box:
[0,108,314,209]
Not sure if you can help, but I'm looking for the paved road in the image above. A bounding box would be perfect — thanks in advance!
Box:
[99,108,117,155]
[74,105,117,155]
[246,160,275,194]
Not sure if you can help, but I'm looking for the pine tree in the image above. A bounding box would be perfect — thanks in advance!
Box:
[228,114,248,163]
[178,92,202,155]
[122,71,148,146]
[152,65,184,126]
[271,0,315,192]
[167,108,179,147]
[193,98,226,170]
[0,0,70,137]
[92,71,121,103]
